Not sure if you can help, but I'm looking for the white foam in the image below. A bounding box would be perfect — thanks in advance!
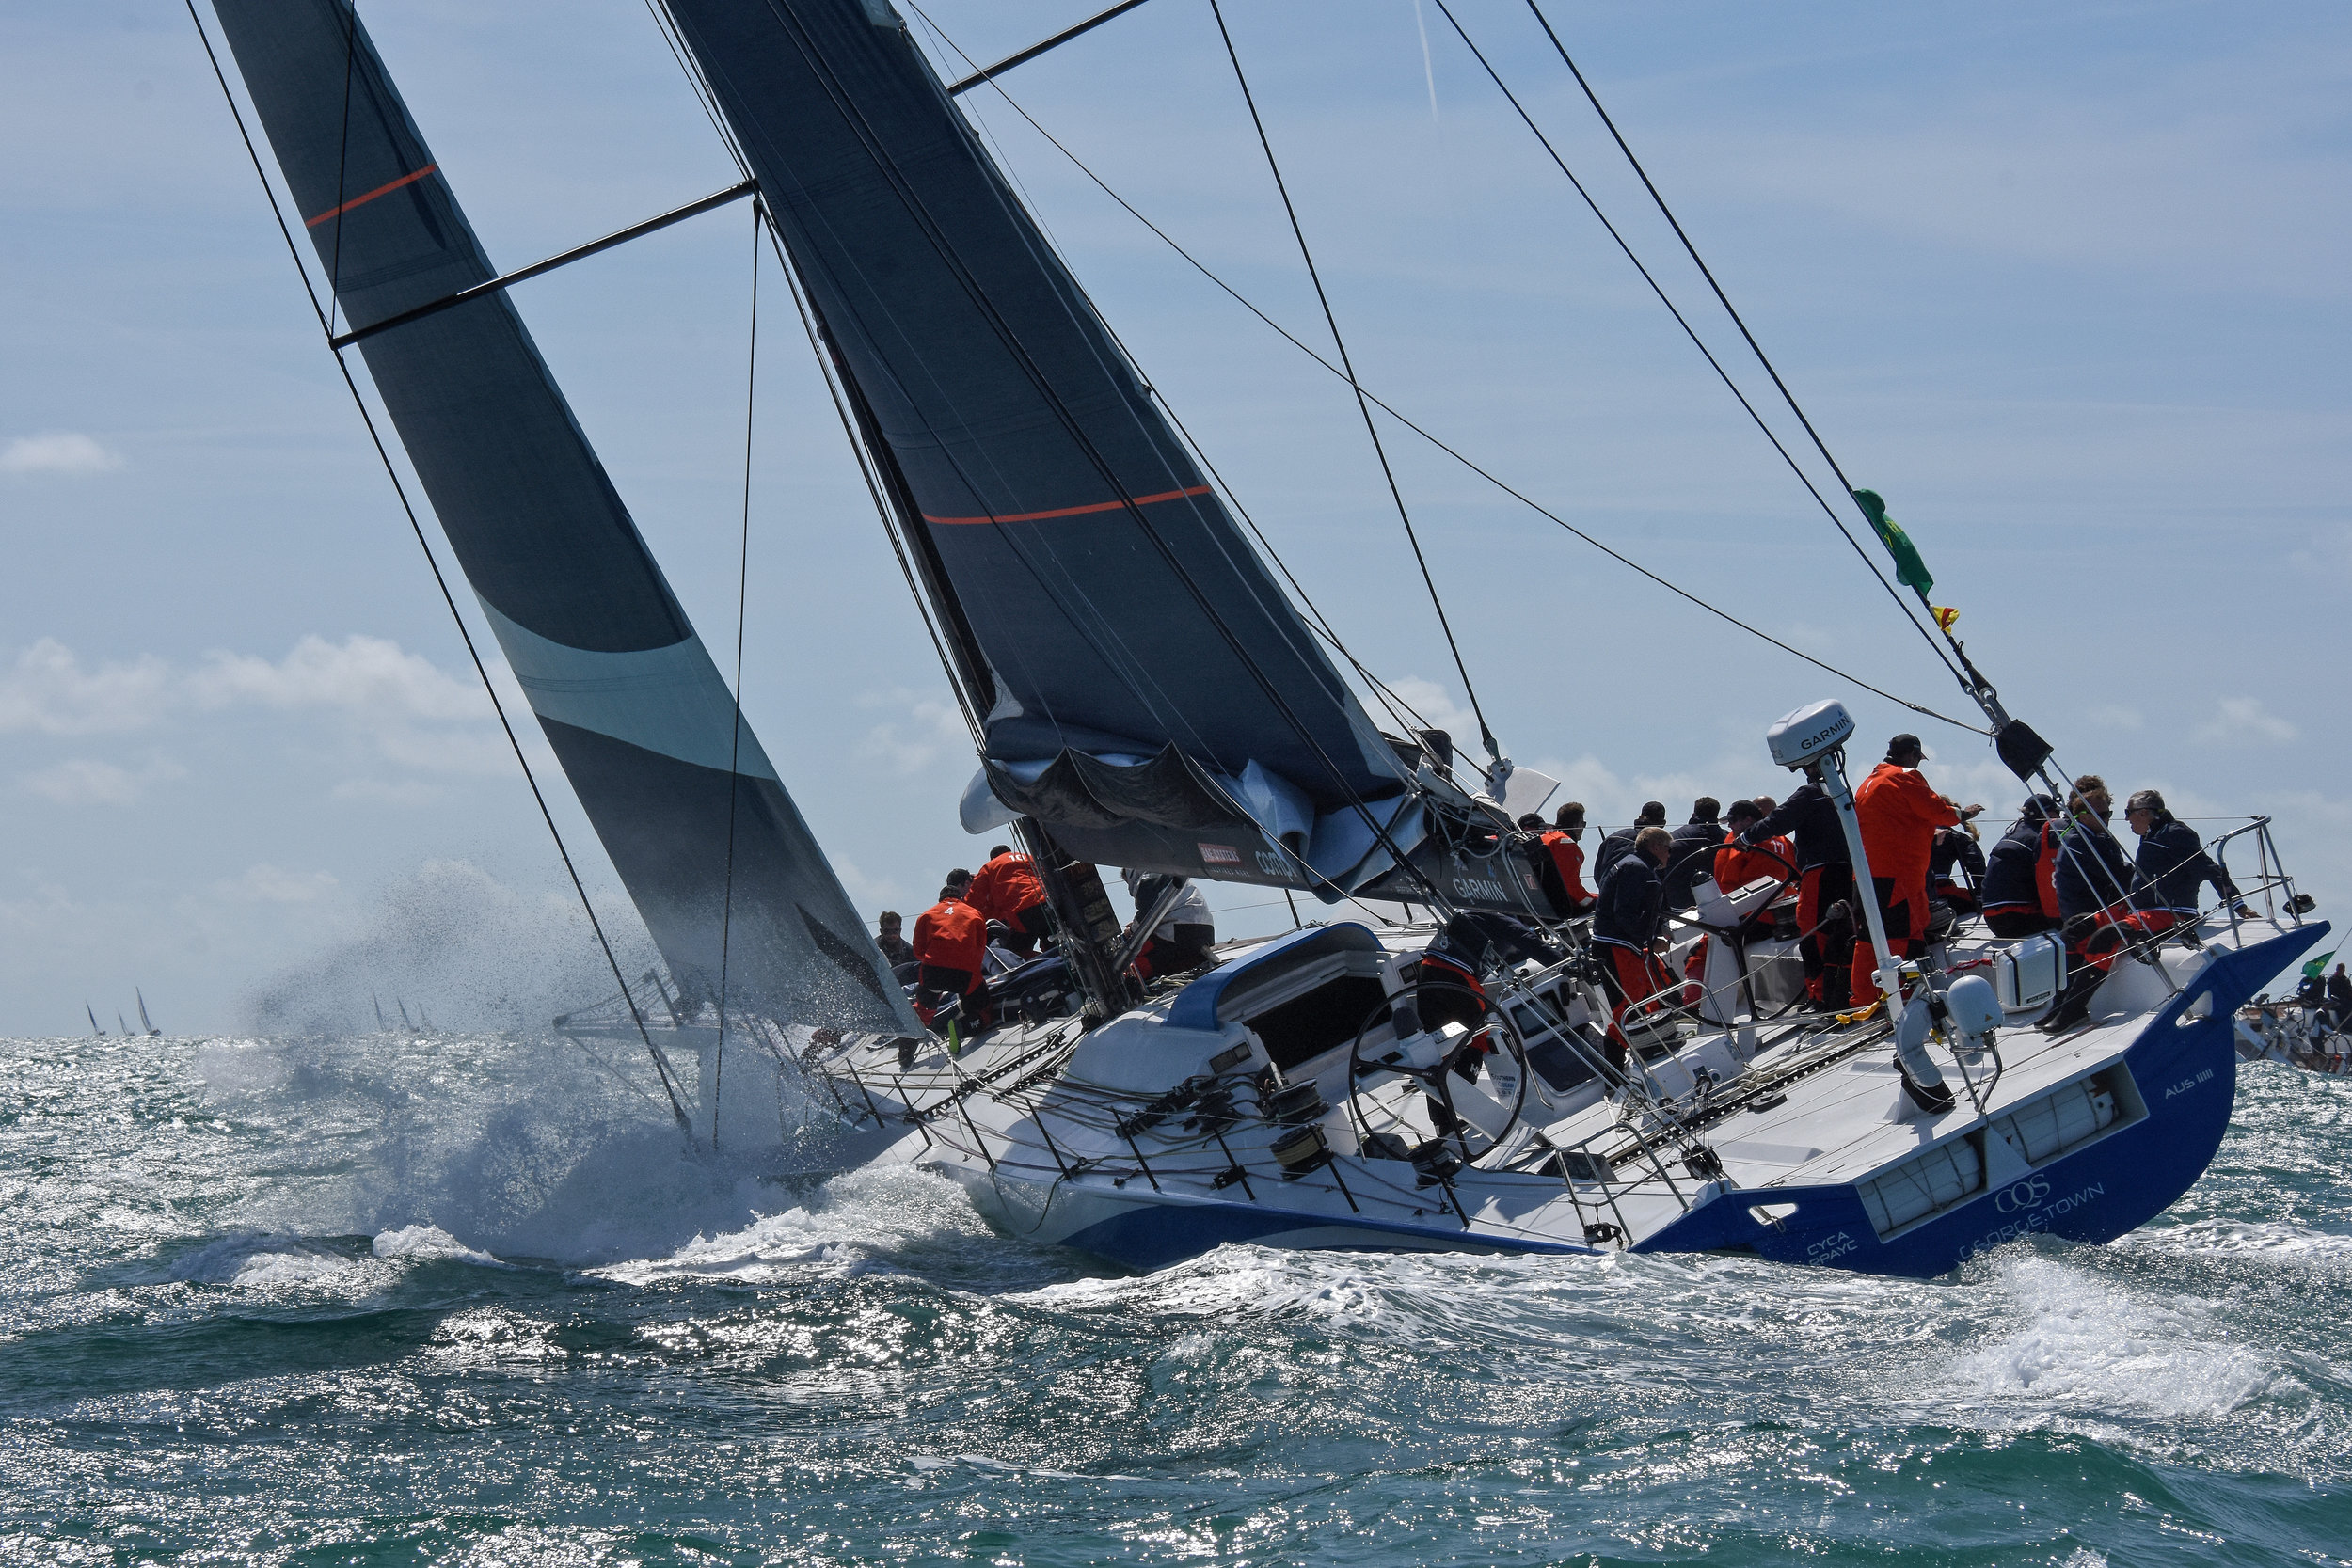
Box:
[167,1231,371,1290]
[1949,1255,2297,1421]
[2122,1217,2352,1261]
[372,1224,501,1267]
[596,1164,990,1284]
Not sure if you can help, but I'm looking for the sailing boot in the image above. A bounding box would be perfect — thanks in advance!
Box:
[2038,966,2102,1035]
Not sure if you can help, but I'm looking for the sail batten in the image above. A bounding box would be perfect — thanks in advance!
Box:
[663,0,1415,891]
[214,0,918,1034]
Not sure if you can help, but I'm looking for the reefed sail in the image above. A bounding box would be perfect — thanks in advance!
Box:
[212,0,917,1034]
[663,0,1422,895]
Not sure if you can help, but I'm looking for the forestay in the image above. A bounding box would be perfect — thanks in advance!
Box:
[213,0,918,1034]
[662,0,1420,893]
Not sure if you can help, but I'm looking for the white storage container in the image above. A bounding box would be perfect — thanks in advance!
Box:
[1994,935,2066,1014]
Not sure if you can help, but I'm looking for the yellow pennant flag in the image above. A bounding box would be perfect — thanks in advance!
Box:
[1931,606,1960,632]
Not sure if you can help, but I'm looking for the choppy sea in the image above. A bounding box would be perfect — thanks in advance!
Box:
[5,1027,2350,1566]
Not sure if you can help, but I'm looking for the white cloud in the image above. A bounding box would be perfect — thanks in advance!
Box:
[854,688,971,776]
[1376,675,1481,752]
[188,634,486,721]
[23,758,139,805]
[2196,696,2297,745]
[0,639,172,735]
[2090,704,2144,731]
[0,431,123,476]
[3,635,518,784]
[217,864,339,904]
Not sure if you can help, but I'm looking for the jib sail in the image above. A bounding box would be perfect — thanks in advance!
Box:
[212,0,918,1034]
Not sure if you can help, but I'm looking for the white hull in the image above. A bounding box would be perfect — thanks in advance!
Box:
[813,909,2325,1276]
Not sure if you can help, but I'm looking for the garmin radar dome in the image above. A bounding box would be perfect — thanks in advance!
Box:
[1768,699,1856,770]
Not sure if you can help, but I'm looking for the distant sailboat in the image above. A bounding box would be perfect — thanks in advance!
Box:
[85,1003,104,1038]
[373,994,389,1032]
[135,988,162,1037]
[116,1010,131,1037]
[396,999,414,1030]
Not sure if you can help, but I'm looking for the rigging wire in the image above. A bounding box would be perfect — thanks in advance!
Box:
[1509,0,1975,690]
[929,25,1986,736]
[713,197,765,1154]
[183,0,695,1134]
[1206,0,1502,765]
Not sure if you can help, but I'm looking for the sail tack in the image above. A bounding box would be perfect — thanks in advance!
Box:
[212,0,918,1034]
[663,0,1416,891]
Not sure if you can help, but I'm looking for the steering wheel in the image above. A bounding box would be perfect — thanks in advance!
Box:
[1345,977,1530,1172]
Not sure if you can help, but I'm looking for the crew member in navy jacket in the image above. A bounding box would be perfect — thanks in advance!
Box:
[2124,789,2252,927]
[2042,785,2159,1034]
[1592,825,1677,1071]
[1981,796,2060,938]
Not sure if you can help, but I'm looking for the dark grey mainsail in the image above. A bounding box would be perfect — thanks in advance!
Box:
[212,0,918,1034]
[663,0,1424,896]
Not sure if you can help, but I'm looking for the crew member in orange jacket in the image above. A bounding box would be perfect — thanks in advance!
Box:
[965,843,1053,956]
[1851,734,1979,1003]
[1678,799,1796,1006]
[911,885,990,1029]
[1539,801,1596,916]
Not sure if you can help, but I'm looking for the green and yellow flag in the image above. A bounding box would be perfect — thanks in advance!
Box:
[1852,488,1934,606]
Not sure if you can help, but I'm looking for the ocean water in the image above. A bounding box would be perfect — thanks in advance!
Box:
[5,1029,2350,1566]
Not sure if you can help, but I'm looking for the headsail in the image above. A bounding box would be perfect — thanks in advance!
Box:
[662,0,1423,896]
[211,0,918,1034]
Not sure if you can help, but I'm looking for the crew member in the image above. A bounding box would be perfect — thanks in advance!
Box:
[1930,822,1987,915]
[1678,800,1794,1010]
[1850,734,1976,1005]
[1121,868,1215,979]
[1746,779,1855,1008]
[1981,796,2061,937]
[1663,798,1729,908]
[1711,800,1795,921]
[1595,801,1666,885]
[966,843,1054,957]
[874,911,914,970]
[2329,963,2352,1033]
[1538,801,1597,917]
[2040,786,2152,1034]
[1413,912,1564,1082]
[2124,789,2253,930]
[1592,825,1677,1072]
[910,884,989,1031]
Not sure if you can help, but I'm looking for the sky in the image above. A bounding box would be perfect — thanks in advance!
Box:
[3,0,2348,1035]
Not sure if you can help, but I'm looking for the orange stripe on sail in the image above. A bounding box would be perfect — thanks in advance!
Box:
[922,483,1212,526]
[305,164,437,229]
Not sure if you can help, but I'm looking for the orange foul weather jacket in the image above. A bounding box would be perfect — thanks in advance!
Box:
[911,895,988,993]
[1853,763,1961,941]
[1713,836,1794,895]
[1539,830,1594,909]
[966,851,1048,924]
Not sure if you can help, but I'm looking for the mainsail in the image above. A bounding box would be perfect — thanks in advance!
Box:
[212,0,918,1035]
[663,0,1426,896]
